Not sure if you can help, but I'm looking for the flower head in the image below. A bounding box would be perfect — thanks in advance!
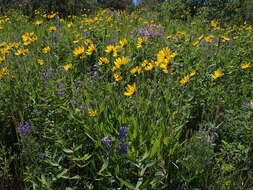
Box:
[18,121,31,135]
[98,57,109,65]
[48,26,57,32]
[136,37,146,48]
[124,83,136,96]
[64,64,72,71]
[102,136,113,149]
[118,126,128,142]
[73,46,85,57]
[42,46,51,54]
[88,109,97,117]
[37,59,44,65]
[86,44,96,56]
[241,62,251,69]
[211,70,223,79]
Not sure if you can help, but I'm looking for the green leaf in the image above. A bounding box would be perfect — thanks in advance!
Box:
[149,138,161,158]
[98,158,109,174]
[56,169,69,179]
[116,176,135,189]
[72,154,91,161]
[63,148,74,154]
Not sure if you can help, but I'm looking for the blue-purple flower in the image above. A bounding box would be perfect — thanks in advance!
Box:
[102,136,113,149]
[118,125,128,142]
[18,121,31,134]
[119,143,128,154]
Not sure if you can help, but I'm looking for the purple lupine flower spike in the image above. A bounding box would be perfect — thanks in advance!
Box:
[118,126,128,142]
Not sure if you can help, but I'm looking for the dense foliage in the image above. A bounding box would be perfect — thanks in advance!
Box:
[0,3,252,190]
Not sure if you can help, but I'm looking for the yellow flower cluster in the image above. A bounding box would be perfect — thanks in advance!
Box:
[180,70,197,85]
[22,32,37,46]
[156,47,176,73]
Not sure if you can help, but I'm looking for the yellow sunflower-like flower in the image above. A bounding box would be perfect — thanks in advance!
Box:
[88,109,97,117]
[64,64,72,71]
[113,56,128,70]
[98,57,109,65]
[73,46,85,57]
[211,70,223,79]
[157,47,176,64]
[130,66,142,75]
[34,20,43,25]
[119,39,128,48]
[113,72,122,81]
[180,75,190,85]
[14,48,29,56]
[48,26,57,32]
[105,45,118,57]
[86,44,96,56]
[37,59,44,65]
[241,62,251,69]
[0,56,5,62]
[124,83,136,96]
[42,46,51,54]
[136,37,146,48]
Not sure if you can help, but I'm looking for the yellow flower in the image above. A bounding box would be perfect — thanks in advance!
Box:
[67,23,73,28]
[72,40,79,44]
[73,46,85,57]
[34,20,43,25]
[119,39,128,48]
[48,26,57,32]
[86,44,96,55]
[0,66,8,79]
[85,39,93,46]
[144,63,153,71]
[88,109,97,117]
[113,72,122,81]
[130,66,142,75]
[211,70,223,79]
[220,35,230,42]
[180,75,190,85]
[136,37,146,48]
[210,20,219,28]
[157,47,176,65]
[189,70,197,77]
[64,64,72,71]
[113,56,128,70]
[37,59,44,65]
[241,62,251,69]
[192,41,200,46]
[98,57,109,65]
[42,46,51,54]
[105,45,117,57]
[204,35,215,43]
[22,32,37,46]
[0,56,5,62]
[14,48,29,56]
[124,83,136,96]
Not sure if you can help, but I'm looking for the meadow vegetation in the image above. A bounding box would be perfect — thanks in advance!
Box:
[0,0,253,189]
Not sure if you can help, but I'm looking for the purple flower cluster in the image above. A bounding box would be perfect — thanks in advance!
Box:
[137,24,164,37]
[18,121,31,135]
[118,126,128,154]
[101,125,129,155]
